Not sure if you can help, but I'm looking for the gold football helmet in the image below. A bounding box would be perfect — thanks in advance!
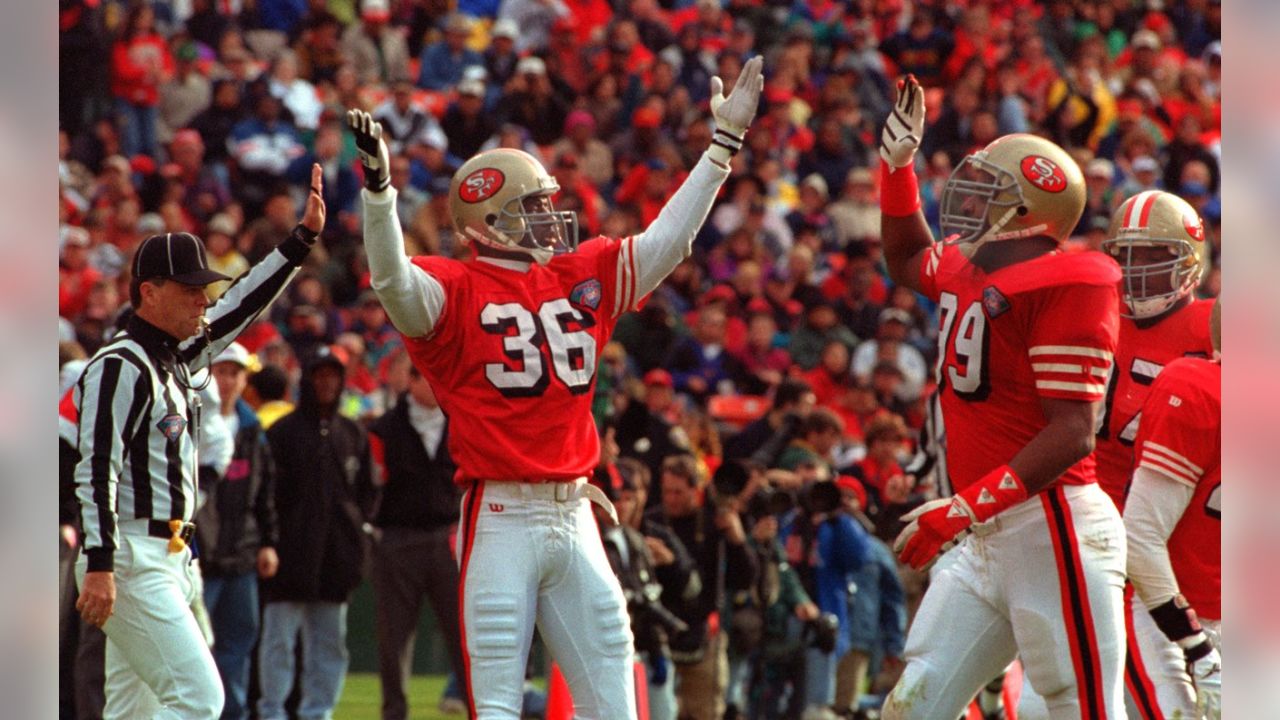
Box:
[1102,190,1208,319]
[448,148,577,265]
[940,133,1086,247]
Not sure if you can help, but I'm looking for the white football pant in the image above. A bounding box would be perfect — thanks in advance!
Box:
[883,484,1127,720]
[456,479,637,719]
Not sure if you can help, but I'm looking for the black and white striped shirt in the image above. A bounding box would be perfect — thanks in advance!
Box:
[74,232,311,572]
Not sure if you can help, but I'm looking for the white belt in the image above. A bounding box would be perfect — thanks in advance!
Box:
[478,478,618,525]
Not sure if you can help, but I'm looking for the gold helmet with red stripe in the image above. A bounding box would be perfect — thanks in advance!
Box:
[449,148,577,265]
[1102,190,1208,319]
[940,133,1086,248]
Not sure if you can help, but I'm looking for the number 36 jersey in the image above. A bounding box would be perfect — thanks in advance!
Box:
[402,237,642,483]
[918,243,1121,494]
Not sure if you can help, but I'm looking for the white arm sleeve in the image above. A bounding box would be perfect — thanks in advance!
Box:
[361,187,445,338]
[1123,465,1197,609]
[626,153,731,307]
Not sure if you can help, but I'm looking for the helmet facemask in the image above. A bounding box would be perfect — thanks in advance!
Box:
[1102,237,1201,319]
[484,191,578,265]
[940,153,1025,246]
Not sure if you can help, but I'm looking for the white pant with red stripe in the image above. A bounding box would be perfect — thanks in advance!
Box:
[1021,587,1196,720]
[455,479,637,719]
[883,483,1127,720]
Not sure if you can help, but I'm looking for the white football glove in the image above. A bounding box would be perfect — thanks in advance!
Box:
[708,55,764,162]
[346,109,391,193]
[880,74,925,169]
[1188,644,1221,720]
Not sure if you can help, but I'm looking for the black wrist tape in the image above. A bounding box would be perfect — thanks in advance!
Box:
[1149,595,1203,643]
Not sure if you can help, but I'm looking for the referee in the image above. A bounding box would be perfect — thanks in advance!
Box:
[73,165,326,719]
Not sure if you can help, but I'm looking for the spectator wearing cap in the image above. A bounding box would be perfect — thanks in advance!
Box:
[499,56,571,146]
[245,364,295,430]
[189,80,246,171]
[666,304,746,404]
[259,346,377,720]
[484,19,522,90]
[109,2,174,160]
[616,369,693,489]
[407,129,459,199]
[157,41,211,145]
[342,0,411,86]
[671,0,731,54]
[416,13,483,91]
[197,342,280,720]
[60,228,101,320]
[204,213,249,299]
[786,174,838,249]
[788,297,858,371]
[851,308,927,401]
[609,104,666,172]
[440,77,497,160]
[1117,154,1163,198]
[1076,157,1120,235]
[267,49,324,132]
[342,289,403,372]
[373,80,447,157]
[798,115,868,202]
[827,167,879,248]
[616,154,687,227]
[552,110,615,187]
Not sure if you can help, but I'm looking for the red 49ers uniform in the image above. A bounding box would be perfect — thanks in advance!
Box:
[402,236,641,482]
[1133,357,1221,621]
[1094,300,1214,510]
[888,243,1129,720]
[401,236,646,719]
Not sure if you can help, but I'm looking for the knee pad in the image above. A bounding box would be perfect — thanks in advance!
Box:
[590,591,633,659]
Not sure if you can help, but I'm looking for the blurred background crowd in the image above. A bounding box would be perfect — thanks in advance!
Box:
[58,0,1222,717]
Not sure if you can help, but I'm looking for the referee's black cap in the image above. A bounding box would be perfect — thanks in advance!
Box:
[133,232,231,286]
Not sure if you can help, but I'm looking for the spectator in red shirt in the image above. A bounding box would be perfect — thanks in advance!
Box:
[110,2,173,161]
[733,305,792,396]
[803,339,853,409]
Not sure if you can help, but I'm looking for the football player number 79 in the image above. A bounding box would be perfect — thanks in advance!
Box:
[480,299,598,397]
[936,291,990,400]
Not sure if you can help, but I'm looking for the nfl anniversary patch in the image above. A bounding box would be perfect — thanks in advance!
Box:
[570,278,602,311]
[982,286,1010,318]
[157,414,187,442]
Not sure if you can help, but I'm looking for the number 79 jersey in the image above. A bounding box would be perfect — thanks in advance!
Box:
[918,243,1121,493]
[403,237,643,483]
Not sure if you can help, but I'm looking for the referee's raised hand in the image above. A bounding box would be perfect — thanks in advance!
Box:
[302,163,326,234]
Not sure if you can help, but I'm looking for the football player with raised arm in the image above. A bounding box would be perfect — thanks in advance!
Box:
[346,57,764,720]
[1123,300,1221,720]
[876,76,1127,720]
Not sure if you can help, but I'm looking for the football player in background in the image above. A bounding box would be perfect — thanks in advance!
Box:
[877,75,1128,720]
[1094,191,1213,719]
[346,57,764,719]
[1124,300,1221,720]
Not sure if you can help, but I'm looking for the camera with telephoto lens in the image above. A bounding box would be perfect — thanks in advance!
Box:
[624,566,688,660]
[745,485,797,521]
[805,611,840,654]
[710,460,751,511]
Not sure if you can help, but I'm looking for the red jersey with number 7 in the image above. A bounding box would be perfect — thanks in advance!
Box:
[918,243,1121,493]
[402,236,644,483]
[1133,356,1221,620]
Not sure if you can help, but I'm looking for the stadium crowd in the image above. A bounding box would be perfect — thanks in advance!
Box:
[58,0,1221,717]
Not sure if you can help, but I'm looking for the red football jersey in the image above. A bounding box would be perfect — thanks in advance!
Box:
[918,243,1121,493]
[402,237,643,483]
[1134,357,1221,620]
[1095,300,1214,510]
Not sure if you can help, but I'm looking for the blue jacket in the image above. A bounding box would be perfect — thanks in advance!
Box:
[846,535,906,659]
[417,42,483,91]
[780,510,870,657]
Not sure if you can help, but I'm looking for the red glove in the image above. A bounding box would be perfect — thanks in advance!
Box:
[894,465,1028,570]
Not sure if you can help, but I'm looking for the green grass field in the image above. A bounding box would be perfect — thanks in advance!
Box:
[335,673,454,720]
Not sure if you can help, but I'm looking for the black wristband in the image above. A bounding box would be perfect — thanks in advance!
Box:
[292,223,319,245]
[85,547,114,572]
[711,139,740,157]
[1184,637,1214,663]
[1149,595,1203,643]
[714,127,745,146]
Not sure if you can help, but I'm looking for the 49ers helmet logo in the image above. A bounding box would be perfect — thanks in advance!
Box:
[1183,210,1205,244]
[1019,155,1068,193]
[459,168,505,203]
